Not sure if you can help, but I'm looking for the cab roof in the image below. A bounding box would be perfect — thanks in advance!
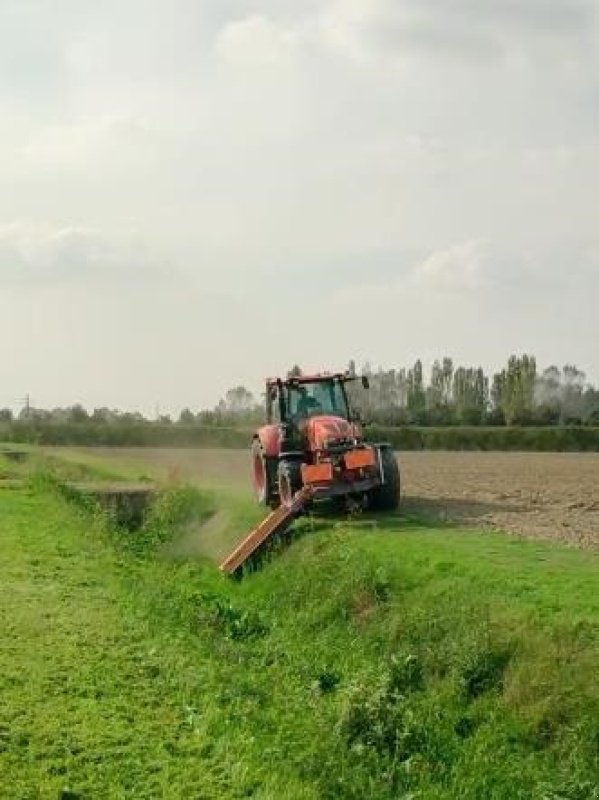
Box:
[266,372,351,388]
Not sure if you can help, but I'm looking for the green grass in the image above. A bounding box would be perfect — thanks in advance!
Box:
[0,460,597,798]
[0,450,30,482]
[0,445,149,486]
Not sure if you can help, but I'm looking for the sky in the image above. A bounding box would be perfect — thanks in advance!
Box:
[1,0,598,414]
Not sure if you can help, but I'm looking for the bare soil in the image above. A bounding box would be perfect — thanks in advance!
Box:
[400,451,599,549]
[83,448,599,549]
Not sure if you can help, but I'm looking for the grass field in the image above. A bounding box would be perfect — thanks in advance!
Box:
[0,450,597,798]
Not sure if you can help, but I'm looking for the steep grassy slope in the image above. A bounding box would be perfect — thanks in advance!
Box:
[0,476,597,799]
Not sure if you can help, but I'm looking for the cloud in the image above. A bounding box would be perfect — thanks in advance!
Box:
[335,240,492,307]
[0,221,167,286]
[413,240,488,290]
[319,0,596,63]
[331,238,599,384]
[17,118,126,168]
[214,14,300,66]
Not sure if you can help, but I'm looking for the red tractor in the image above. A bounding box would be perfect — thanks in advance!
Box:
[250,372,400,511]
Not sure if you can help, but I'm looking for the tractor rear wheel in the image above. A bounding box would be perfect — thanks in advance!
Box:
[251,439,277,506]
[277,459,303,508]
[369,447,400,511]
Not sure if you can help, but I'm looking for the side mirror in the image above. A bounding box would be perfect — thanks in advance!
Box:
[361,375,370,390]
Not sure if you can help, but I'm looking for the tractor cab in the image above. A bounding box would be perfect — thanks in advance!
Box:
[267,374,368,456]
[267,374,355,425]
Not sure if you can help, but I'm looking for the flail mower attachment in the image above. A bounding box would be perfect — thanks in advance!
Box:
[219,485,315,576]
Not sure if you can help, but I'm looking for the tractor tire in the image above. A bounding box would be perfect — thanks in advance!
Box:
[251,439,277,506]
[369,446,400,511]
[277,459,303,508]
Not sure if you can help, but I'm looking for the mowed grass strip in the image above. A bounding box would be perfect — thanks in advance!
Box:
[0,489,231,800]
[0,481,597,799]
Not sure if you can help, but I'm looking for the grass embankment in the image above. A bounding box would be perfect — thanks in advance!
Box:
[0,455,597,798]
[0,447,141,485]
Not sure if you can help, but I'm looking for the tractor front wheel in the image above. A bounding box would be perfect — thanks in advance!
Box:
[251,439,277,506]
[369,447,400,511]
[277,459,303,508]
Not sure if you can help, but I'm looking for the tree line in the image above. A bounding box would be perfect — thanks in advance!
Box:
[187,355,599,427]
[3,355,598,428]
[347,356,599,426]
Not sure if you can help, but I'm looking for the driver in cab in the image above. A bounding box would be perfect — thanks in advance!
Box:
[296,386,322,418]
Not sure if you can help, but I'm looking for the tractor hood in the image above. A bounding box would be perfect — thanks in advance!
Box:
[303,415,359,451]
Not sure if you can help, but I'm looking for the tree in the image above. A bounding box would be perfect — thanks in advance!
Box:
[499,354,537,424]
[426,360,456,424]
[178,408,196,425]
[441,357,454,406]
[587,405,599,425]
[534,364,595,424]
[116,411,147,425]
[19,407,50,422]
[561,364,586,423]
[92,407,116,423]
[427,360,444,411]
[534,366,563,425]
[407,360,426,422]
[582,386,599,425]
[224,386,255,415]
[67,404,89,423]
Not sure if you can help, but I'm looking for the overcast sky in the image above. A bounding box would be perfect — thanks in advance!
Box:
[1,0,598,413]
